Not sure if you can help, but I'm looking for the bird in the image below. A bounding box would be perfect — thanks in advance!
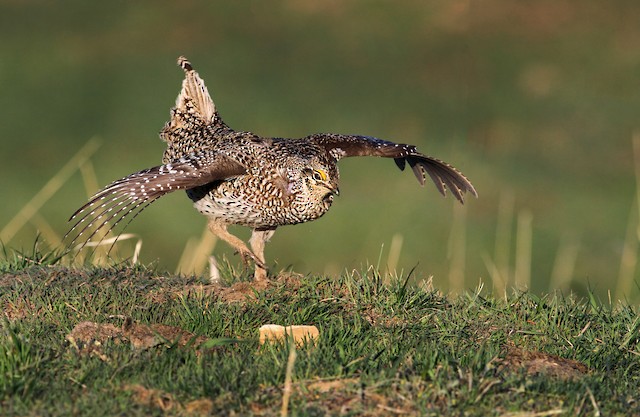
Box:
[66,56,477,281]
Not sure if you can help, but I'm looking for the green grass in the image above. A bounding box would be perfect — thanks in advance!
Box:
[3,1,640,302]
[1,251,638,416]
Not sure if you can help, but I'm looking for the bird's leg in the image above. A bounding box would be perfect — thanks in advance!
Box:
[207,219,266,270]
[249,228,276,281]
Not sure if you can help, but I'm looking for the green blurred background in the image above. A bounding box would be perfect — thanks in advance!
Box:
[2,1,639,302]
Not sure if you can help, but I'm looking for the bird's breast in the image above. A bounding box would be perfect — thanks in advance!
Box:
[185,174,331,228]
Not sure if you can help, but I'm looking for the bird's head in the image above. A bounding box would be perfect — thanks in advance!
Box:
[302,162,340,208]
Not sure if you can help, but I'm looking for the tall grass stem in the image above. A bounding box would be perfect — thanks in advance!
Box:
[1,138,101,243]
[448,202,467,294]
[616,133,640,301]
[494,192,515,294]
[281,338,297,417]
[515,210,533,291]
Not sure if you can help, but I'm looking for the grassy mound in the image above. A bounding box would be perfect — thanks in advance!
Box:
[0,257,638,416]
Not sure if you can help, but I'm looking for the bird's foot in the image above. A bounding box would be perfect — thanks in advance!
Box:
[236,248,268,271]
[254,266,268,282]
[239,249,269,282]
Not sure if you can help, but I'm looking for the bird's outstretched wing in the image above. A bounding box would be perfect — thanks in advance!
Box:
[308,133,477,203]
[65,151,245,254]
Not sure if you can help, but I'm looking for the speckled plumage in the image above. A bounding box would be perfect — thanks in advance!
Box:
[66,56,477,280]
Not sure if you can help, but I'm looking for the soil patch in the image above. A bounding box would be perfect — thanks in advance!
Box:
[67,318,210,359]
[501,346,589,380]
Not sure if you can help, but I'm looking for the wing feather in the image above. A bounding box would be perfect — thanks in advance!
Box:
[65,151,245,255]
[309,133,477,203]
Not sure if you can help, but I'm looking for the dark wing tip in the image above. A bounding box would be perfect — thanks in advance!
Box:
[404,155,477,204]
[306,133,477,203]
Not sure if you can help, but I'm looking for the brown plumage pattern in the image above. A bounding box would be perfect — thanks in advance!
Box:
[66,56,477,280]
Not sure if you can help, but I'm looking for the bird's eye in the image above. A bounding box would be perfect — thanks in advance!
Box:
[312,169,327,182]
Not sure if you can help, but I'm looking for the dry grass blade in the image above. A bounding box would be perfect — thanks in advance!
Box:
[79,160,100,198]
[29,213,63,249]
[176,225,218,275]
[78,234,140,249]
[499,410,564,417]
[386,233,403,276]
[484,254,506,301]
[585,386,601,417]
[1,137,101,243]
[281,339,297,417]
[549,233,580,292]
[72,233,142,264]
[488,191,515,297]
[448,202,467,295]
[515,210,533,291]
[616,132,640,301]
